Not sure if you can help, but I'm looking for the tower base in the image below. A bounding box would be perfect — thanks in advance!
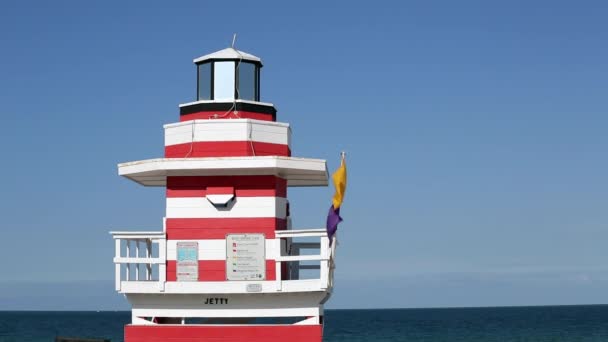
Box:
[125,324,322,342]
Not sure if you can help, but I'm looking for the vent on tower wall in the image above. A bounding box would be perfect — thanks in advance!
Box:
[206,187,235,207]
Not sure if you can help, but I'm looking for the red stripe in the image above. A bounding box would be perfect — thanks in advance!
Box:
[206,186,234,195]
[166,218,286,229]
[166,218,286,239]
[180,111,274,122]
[166,260,276,281]
[167,176,287,198]
[125,325,322,342]
[167,189,285,198]
[167,227,280,239]
[164,141,290,158]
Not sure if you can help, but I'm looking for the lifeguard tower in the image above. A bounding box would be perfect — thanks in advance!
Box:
[111,46,336,341]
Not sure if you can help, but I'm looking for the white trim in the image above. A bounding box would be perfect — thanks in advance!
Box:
[164,119,291,147]
[164,119,289,129]
[131,307,319,319]
[275,229,327,238]
[118,156,328,187]
[127,292,325,307]
[319,237,330,289]
[179,99,274,108]
[113,257,164,264]
[115,239,121,291]
[110,231,165,239]
[158,239,167,292]
[120,279,325,294]
[276,255,325,262]
[166,197,287,219]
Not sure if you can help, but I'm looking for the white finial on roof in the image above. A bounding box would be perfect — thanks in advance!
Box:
[231,33,237,48]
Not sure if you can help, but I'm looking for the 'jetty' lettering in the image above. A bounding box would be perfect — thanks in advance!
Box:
[204,297,228,305]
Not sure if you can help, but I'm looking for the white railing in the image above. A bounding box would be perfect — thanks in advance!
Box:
[110,231,166,292]
[274,229,333,291]
[110,229,335,294]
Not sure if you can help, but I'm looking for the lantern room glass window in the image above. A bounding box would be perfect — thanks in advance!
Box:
[197,63,211,101]
[214,61,236,100]
[237,62,257,101]
[196,60,260,101]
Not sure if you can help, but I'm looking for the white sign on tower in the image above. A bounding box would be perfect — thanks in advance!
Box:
[226,234,266,281]
[176,241,198,281]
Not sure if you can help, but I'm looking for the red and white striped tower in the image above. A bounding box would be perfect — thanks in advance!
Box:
[111,47,336,342]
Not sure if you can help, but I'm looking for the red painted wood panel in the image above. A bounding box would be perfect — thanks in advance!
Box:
[125,324,322,342]
[180,111,274,122]
[167,176,287,198]
[206,187,234,195]
[166,260,276,281]
[165,141,291,158]
[165,218,286,239]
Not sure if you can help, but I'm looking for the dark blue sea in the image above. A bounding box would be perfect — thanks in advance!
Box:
[2,305,608,341]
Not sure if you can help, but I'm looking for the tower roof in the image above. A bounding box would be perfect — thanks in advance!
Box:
[193,47,262,65]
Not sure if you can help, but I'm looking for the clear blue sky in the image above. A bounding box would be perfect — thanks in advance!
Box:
[1,0,608,310]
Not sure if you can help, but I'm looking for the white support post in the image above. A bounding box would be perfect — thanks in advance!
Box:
[115,238,121,291]
[146,239,152,281]
[126,240,131,281]
[285,237,291,280]
[275,237,282,291]
[158,238,166,291]
[275,260,282,291]
[320,236,330,289]
[135,240,140,281]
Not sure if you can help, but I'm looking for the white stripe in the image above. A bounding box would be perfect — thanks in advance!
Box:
[167,239,280,260]
[166,196,287,219]
[164,119,291,146]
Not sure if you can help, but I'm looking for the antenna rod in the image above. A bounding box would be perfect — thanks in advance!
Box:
[231,33,237,48]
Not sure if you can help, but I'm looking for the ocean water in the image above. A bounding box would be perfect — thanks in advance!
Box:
[2,305,608,341]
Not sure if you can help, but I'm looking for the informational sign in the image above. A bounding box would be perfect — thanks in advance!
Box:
[176,241,198,281]
[226,234,266,281]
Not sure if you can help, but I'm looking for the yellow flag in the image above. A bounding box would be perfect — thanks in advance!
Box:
[331,156,347,209]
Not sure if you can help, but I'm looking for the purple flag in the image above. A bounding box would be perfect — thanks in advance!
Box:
[326,205,342,244]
